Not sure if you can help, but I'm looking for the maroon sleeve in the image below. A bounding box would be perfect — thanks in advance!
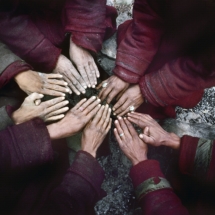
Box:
[179,135,215,184]
[113,0,164,84]
[0,118,54,172]
[49,151,105,215]
[130,160,189,215]
[139,57,212,107]
[0,7,61,72]
[63,0,117,52]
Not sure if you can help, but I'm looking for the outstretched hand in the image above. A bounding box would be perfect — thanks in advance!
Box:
[12,93,69,124]
[127,112,180,150]
[15,70,70,97]
[97,75,129,104]
[47,96,101,139]
[82,104,112,157]
[114,117,148,165]
[70,39,99,88]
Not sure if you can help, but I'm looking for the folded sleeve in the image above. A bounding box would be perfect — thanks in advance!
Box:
[49,150,105,215]
[179,135,215,184]
[63,0,117,52]
[0,3,61,72]
[0,118,54,172]
[113,0,164,83]
[139,57,213,107]
[130,160,189,215]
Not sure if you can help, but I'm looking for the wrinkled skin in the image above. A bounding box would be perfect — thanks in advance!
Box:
[113,84,144,116]
[128,112,180,150]
[114,117,148,165]
[15,70,70,98]
[70,39,99,88]
[97,75,129,104]
[53,54,86,95]
[82,104,112,157]
[48,96,102,139]
[12,93,69,124]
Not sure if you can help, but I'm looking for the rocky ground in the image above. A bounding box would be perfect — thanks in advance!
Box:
[68,1,215,214]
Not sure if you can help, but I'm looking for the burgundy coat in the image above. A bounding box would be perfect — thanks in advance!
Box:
[114,0,215,109]
[0,0,117,72]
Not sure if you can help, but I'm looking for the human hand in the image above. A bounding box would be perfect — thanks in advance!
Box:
[14,70,70,98]
[47,96,101,139]
[97,75,129,104]
[81,104,112,157]
[114,117,148,165]
[53,54,86,95]
[113,85,144,116]
[70,39,99,88]
[12,93,69,124]
[127,112,180,150]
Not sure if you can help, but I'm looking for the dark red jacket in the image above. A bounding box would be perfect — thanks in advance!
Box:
[0,0,117,72]
[114,0,215,108]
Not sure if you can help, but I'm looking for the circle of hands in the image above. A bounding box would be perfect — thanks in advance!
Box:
[12,37,176,160]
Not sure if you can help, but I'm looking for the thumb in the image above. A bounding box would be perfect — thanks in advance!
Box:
[28,93,44,103]
[139,133,152,144]
[35,99,42,106]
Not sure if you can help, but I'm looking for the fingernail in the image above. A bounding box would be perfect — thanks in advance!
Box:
[65,107,69,111]
[113,112,116,115]
[98,104,101,107]
[118,116,122,120]
[139,134,143,138]
[66,88,70,92]
[92,85,95,88]
[109,108,111,112]
[101,105,104,108]
[97,75,100,78]
[106,104,109,108]
[77,92,80,95]
[88,85,91,88]
[82,91,86,94]
[83,98,87,101]
[64,82,68,86]
[69,91,72,94]
[92,96,96,99]
[112,107,115,111]
[124,117,126,120]
[84,86,87,89]
[65,101,69,104]
[115,120,118,123]
[61,93,66,96]
[97,99,101,102]
[60,96,65,99]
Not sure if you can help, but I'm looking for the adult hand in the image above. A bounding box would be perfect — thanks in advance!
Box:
[53,54,86,95]
[70,39,99,88]
[97,75,129,104]
[12,93,69,124]
[127,112,180,150]
[113,85,144,116]
[14,70,70,97]
[114,117,148,165]
[81,104,112,157]
[47,96,101,139]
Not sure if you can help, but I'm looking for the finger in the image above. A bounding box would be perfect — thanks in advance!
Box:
[84,98,101,115]
[114,119,125,139]
[128,112,153,121]
[89,62,97,85]
[114,127,123,145]
[85,103,101,120]
[98,86,112,101]
[35,99,42,106]
[143,126,150,136]
[106,89,120,104]
[26,92,44,102]
[115,100,131,116]
[44,83,71,94]
[105,118,112,133]
[96,81,105,90]
[139,133,153,144]
[45,106,69,118]
[127,116,147,128]
[118,117,131,137]
[113,95,127,113]
[75,96,97,112]
[92,60,100,78]
[41,88,66,97]
[77,66,90,88]
[45,100,69,114]
[93,105,105,124]
[124,118,138,137]
[73,98,87,110]
[85,65,95,88]
[102,105,111,129]
[42,96,65,108]
[46,73,64,79]
[45,114,65,122]
[63,75,80,95]
[47,78,68,87]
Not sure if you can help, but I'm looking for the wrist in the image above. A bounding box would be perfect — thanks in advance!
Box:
[131,154,148,166]
[11,109,22,124]
[82,148,96,158]
[47,123,60,140]
[165,133,181,150]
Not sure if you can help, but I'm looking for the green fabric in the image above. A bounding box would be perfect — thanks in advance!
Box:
[135,177,171,200]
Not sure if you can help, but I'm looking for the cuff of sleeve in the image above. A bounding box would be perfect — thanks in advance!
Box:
[69,150,105,198]
[113,65,140,84]
[130,160,165,188]
[0,106,14,131]
[0,60,32,89]
[179,135,198,176]
[6,118,54,170]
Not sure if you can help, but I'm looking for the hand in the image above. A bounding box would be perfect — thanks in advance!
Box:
[53,54,86,95]
[113,85,144,116]
[70,39,99,88]
[81,104,112,157]
[127,112,180,150]
[97,75,129,104]
[14,70,70,97]
[114,117,148,165]
[12,93,69,124]
[47,96,101,139]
